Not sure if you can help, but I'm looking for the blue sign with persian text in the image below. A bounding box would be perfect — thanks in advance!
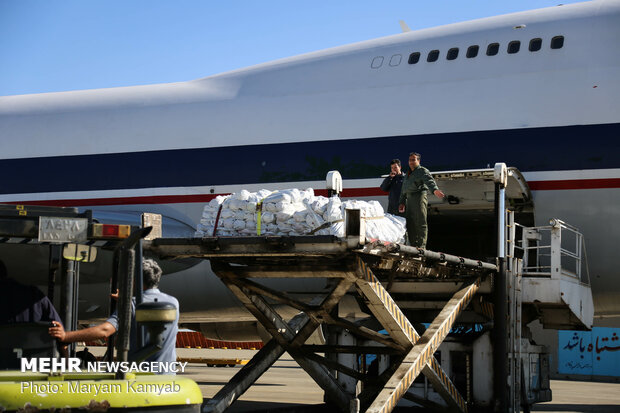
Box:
[558,328,620,377]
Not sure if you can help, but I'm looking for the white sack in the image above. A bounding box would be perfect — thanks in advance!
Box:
[195,189,405,242]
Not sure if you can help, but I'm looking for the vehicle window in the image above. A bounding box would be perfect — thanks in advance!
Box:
[408,52,421,64]
[447,48,459,60]
[507,41,521,54]
[487,43,500,56]
[551,36,564,49]
[466,45,479,58]
[529,38,542,52]
[427,50,440,62]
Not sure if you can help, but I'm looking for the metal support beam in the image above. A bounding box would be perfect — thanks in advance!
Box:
[61,258,76,357]
[303,352,367,382]
[203,339,285,413]
[210,261,354,411]
[47,244,62,302]
[106,249,120,363]
[71,259,80,344]
[366,279,481,413]
[354,257,419,347]
[114,227,151,378]
[355,257,471,412]
[227,275,315,313]
[493,175,508,413]
[209,264,354,278]
[325,316,405,351]
[115,247,135,368]
[300,345,401,355]
[383,243,497,272]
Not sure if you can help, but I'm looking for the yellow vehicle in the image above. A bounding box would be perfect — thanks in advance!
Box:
[0,205,203,412]
[0,371,202,412]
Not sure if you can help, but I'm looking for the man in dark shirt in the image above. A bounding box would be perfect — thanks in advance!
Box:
[0,260,63,325]
[379,159,405,216]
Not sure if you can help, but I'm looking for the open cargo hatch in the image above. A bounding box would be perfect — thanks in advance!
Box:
[426,167,534,260]
[429,166,533,214]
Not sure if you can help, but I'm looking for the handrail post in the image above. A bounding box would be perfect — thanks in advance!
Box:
[493,163,508,412]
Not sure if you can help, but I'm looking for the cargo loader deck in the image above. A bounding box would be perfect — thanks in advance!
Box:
[147,234,495,413]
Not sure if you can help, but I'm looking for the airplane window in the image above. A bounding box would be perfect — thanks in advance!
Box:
[551,36,564,49]
[486,43,500,56]
[529,38,542,52]
[427,50,440,62]
[446,48,459,60]
[408,52,421,64]
[507,41,521,54]
[389,54,402,66]
[371,56,384,69]
[466,45,479,58]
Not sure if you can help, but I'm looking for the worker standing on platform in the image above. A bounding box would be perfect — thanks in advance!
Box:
[379,159,405,216]
[398,152,445,248]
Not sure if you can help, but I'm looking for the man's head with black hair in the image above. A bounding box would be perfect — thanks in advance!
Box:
[389,158,402,176]
[408,152,421,170]
[409,152,421,161]
[142,258,163,290]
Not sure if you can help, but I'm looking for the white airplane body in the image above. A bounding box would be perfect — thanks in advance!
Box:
[1,0,619,331]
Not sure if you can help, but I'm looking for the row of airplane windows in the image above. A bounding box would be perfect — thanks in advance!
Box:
[371,35,565,69]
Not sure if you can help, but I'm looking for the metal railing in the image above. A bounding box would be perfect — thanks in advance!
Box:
[514,218,590,285]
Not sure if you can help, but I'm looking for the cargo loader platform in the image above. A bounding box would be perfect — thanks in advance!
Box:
[145,164,594,413]
[147,234,494,413]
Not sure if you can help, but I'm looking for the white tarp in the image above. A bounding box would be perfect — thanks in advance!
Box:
[195,188,406,243]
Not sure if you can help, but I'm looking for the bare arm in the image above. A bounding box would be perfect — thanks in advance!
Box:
[49,320,116,343]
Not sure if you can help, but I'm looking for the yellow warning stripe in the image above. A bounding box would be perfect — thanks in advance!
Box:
[256,201,263,235]
[480,299,494,319]
[428,357,467,412]
[370,278,480,413]
[356,257,419,342]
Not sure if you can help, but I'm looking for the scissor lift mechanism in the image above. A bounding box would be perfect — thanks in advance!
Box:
[147,234,496,413]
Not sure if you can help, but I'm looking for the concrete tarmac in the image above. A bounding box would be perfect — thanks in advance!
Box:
[531,380,620,413]
[83,347,620,411]
[182,351,326,412]
[175,348,620,412]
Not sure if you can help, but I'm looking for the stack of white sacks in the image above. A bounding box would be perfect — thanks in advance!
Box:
[195,188,406,243]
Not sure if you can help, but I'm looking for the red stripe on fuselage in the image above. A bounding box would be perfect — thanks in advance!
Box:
[527,178,620,191]
[1,194,219,207]
[2,179,619,207]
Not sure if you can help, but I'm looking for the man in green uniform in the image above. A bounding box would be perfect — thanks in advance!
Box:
[398,152,445,248]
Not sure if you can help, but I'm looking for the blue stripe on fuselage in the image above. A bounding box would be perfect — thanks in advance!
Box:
[2,123,618,195]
